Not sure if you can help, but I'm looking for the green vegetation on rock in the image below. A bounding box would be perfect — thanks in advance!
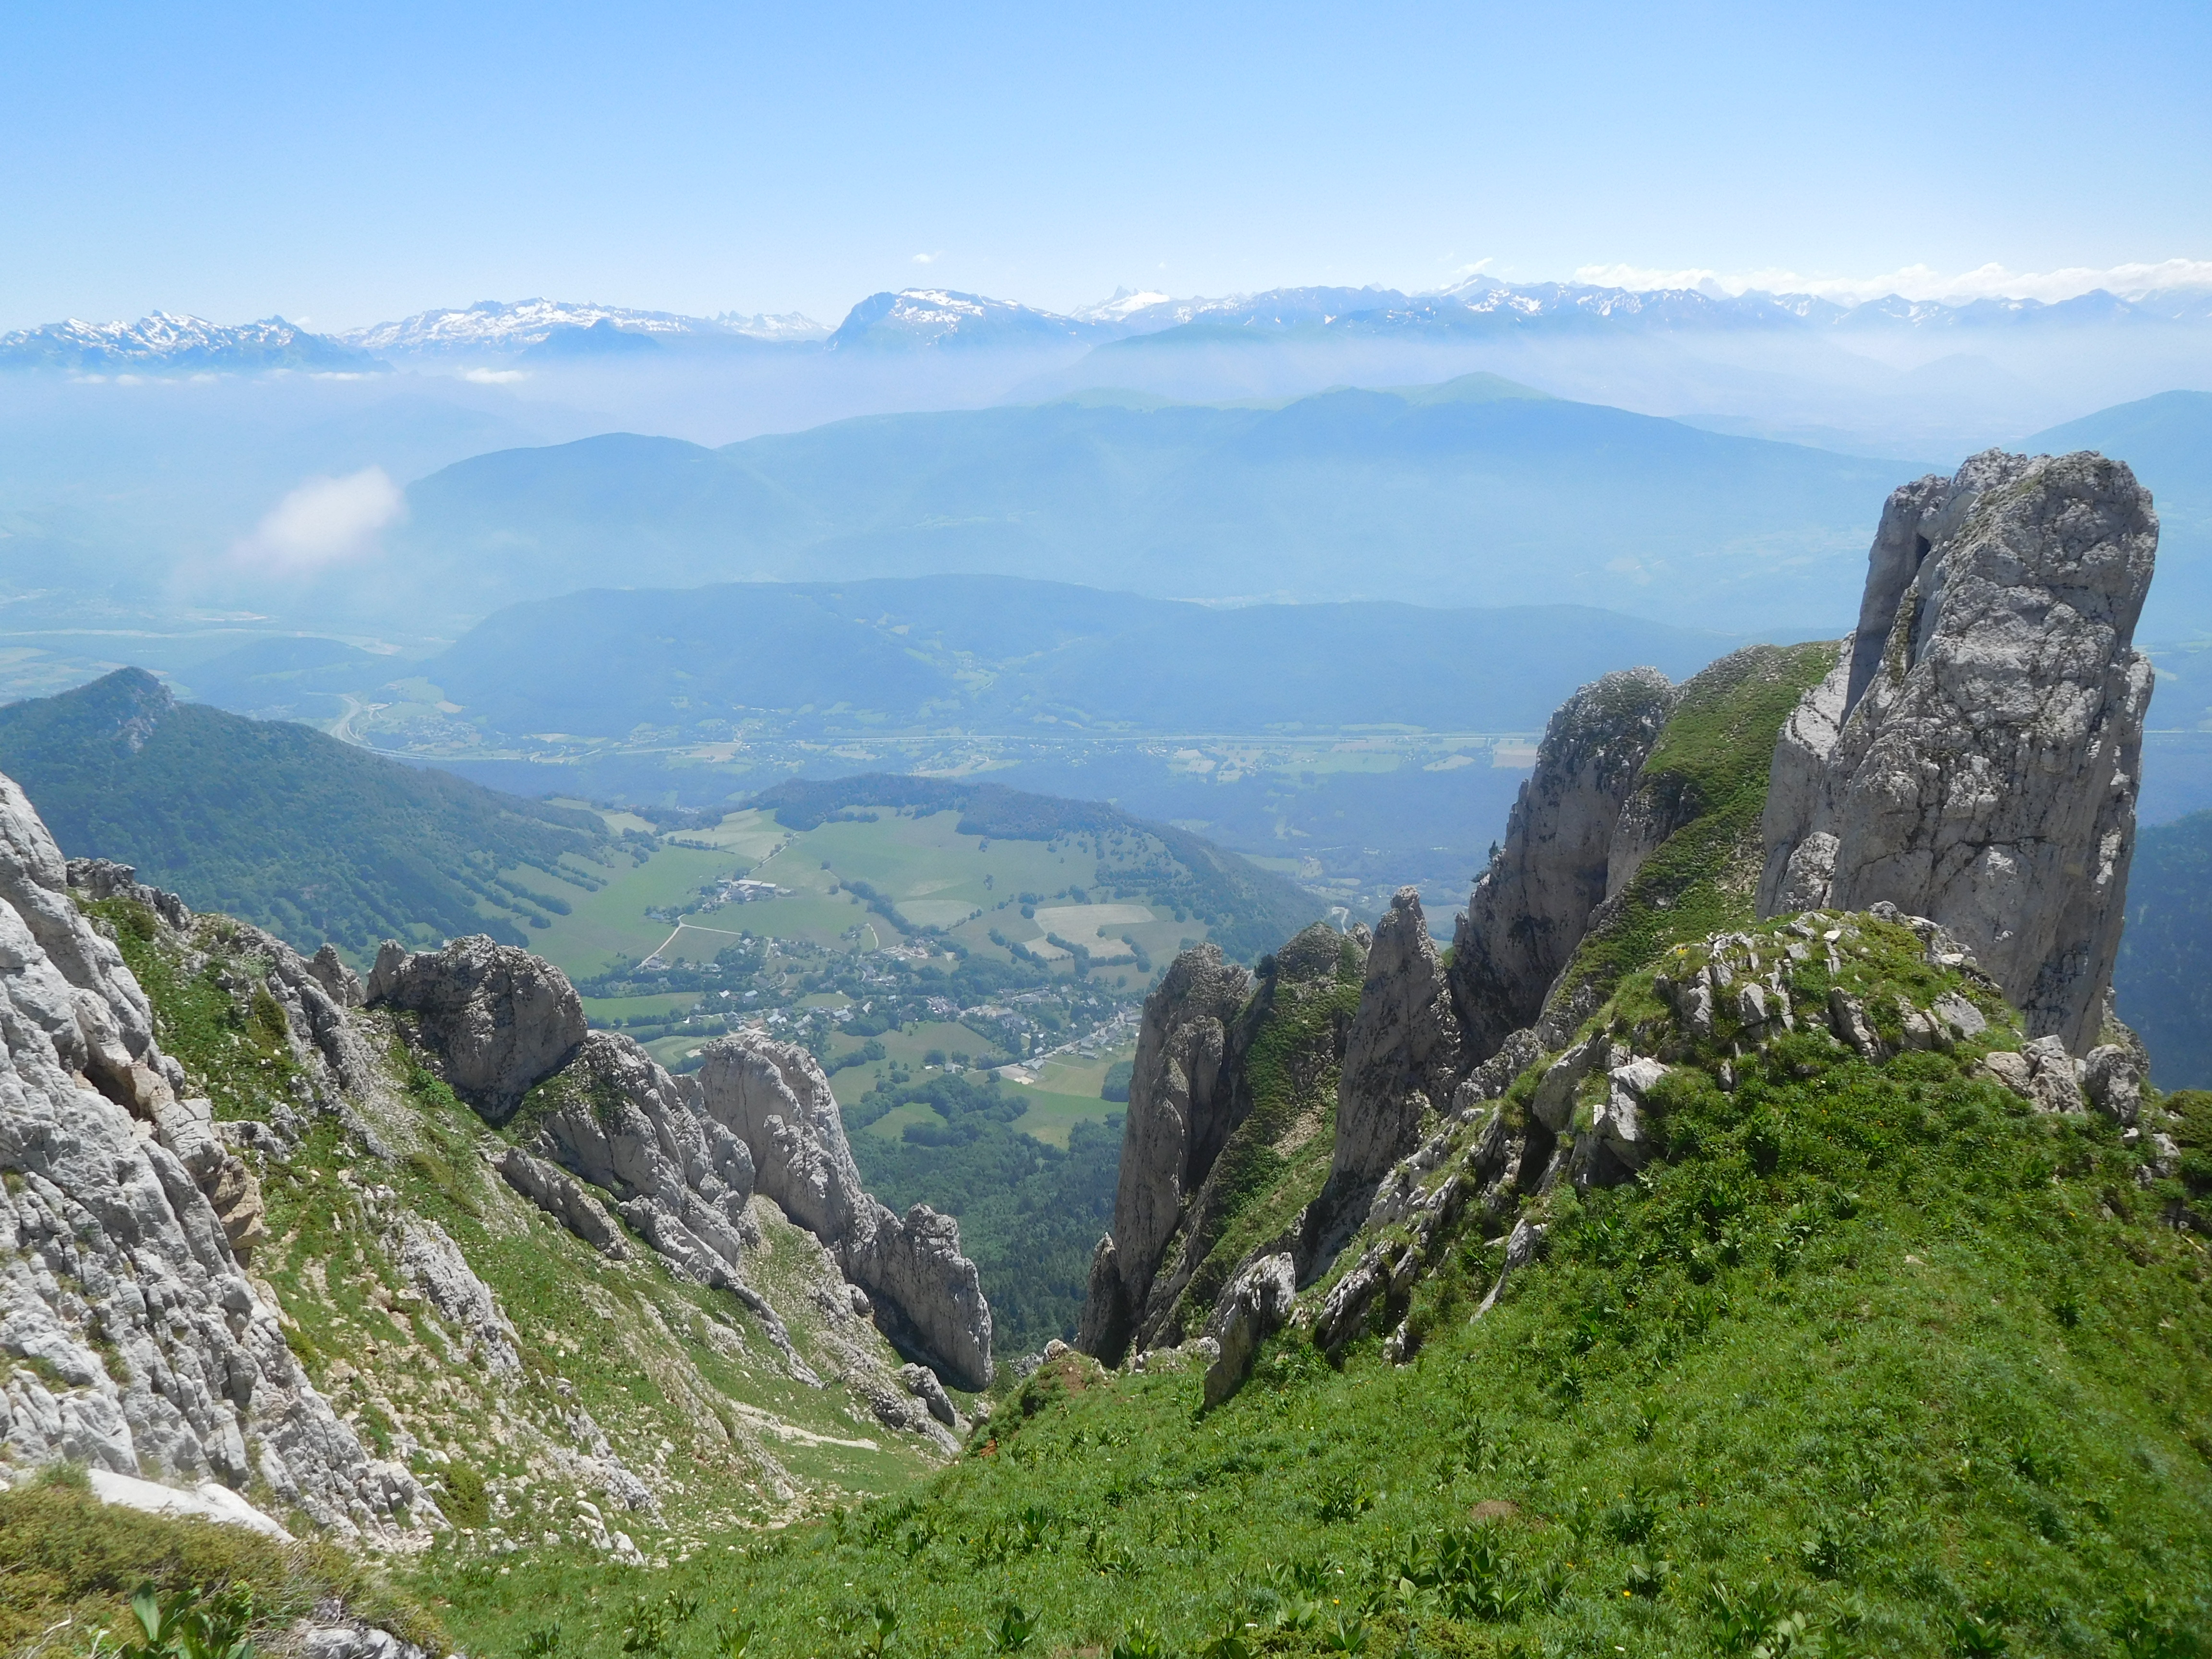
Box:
[1554,641,1840,1008]
[410,915,2212,1659]
[0,1468,437,1656]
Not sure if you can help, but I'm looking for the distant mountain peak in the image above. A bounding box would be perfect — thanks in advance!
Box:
[826,288,1114,350]
[0,313,383,375]
[339,298,828,358]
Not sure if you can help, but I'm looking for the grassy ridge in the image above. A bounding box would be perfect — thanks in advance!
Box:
[2,668,606,955]
[1555,641,1839,1009]
[410,921,2212,1658]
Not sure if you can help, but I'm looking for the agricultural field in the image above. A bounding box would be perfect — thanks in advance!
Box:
[463,787,1319,1351]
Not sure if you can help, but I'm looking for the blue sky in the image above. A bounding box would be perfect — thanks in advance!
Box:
[1,0,2207,332]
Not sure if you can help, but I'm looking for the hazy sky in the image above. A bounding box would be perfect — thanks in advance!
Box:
[3,0,2207,333]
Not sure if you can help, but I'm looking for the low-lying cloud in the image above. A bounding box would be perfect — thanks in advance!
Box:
[1570,257,2212,306]
[232,467,405,573]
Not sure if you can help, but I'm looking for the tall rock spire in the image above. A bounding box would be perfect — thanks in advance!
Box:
[1760,448,2157,1053]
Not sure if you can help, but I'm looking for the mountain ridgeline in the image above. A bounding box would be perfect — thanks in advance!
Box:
[0,667,608,954]
[4,443,2209,1658]
[287,376,1925,635]
[411,576,1760,742]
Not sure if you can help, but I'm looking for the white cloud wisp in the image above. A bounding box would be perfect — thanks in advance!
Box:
[232,467,405,574]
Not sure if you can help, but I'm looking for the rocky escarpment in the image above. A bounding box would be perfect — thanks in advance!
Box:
[368,936,587,1122]
[1077,945,1253,1363]
[691,1034,993,1391]
[0,780,429,1538]
[1311,889,1462,1251]
[1760,449,2157,1054]
[1448,669,1674,1057]
[1078,927,1370,1367]
[369,937,995,1393]
[1080,447,2165,1400]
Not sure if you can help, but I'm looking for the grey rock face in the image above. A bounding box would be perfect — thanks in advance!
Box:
[496,1145,630,1258]
[1567,1056,1666,1189]
[0,772,425,1537]
[527,1031,758,1289]
[367,935,587,1121]
[1450,669,1674,1058]
[308,944,364,1009]
[1323,889,1462,1224]
[1202,1252,1295,1408]
[1760,450,2157,1054]
[1076,945,1250,1363]
[692,1032,993,1390]
[392,1216,523,1376]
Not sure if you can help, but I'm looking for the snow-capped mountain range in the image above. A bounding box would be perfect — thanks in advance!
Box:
[342,297,830,356]
[6,278,2210,375]
[0,311,384,374]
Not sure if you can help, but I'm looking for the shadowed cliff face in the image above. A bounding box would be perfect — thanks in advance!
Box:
[1447,669,1674,1059]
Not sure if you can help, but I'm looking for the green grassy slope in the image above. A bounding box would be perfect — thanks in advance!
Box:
[79,890,944,1552]
[1554,641,1840,1010]
[413,917,2212,1659]
[1,668,606,955]
[2116,808,2212,1090]
[751,775,1321,964]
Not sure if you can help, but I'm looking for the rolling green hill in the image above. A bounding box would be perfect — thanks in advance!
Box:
[0,667,606,954]
[749,773,1321,964]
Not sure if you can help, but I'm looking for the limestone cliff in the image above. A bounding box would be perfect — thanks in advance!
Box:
[368,939,995,1392]
[1759,449,2157,1054]
[1078,448,2164,1393]
[0,781,428,1539]
[9,824,981,1551]
[1311,888,1462,1250]
[1448,669,1674,1058]
[1077,945,1252,1363]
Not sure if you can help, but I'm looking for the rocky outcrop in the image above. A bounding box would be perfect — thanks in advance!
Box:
[522,1031,760,1290]
[0,772,427,1537]
[1076,946,1251,1363]
[1201,1252,1294,1408]
[1101,925,1358,1357]
[308,944,364,1009]
[1759,450,2158,1053]
[392,1216,523,1376]
[495,1145,630,1258]
[1315,889,1461,1241]
[692,1034,993,1390]
[1449,669,1674,1058]
[367,936,587,1121]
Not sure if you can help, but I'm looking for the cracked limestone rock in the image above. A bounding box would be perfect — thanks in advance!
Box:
[367,935,587,1121]
[0,770,428,1538]
[1321,889,1462,1230]
[692,1032,994,1390]
[1076,945,1250,1364]
[1202,1252,1296,1408]
[1760,450,2157,1054]
[1450,669,1674,1059]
